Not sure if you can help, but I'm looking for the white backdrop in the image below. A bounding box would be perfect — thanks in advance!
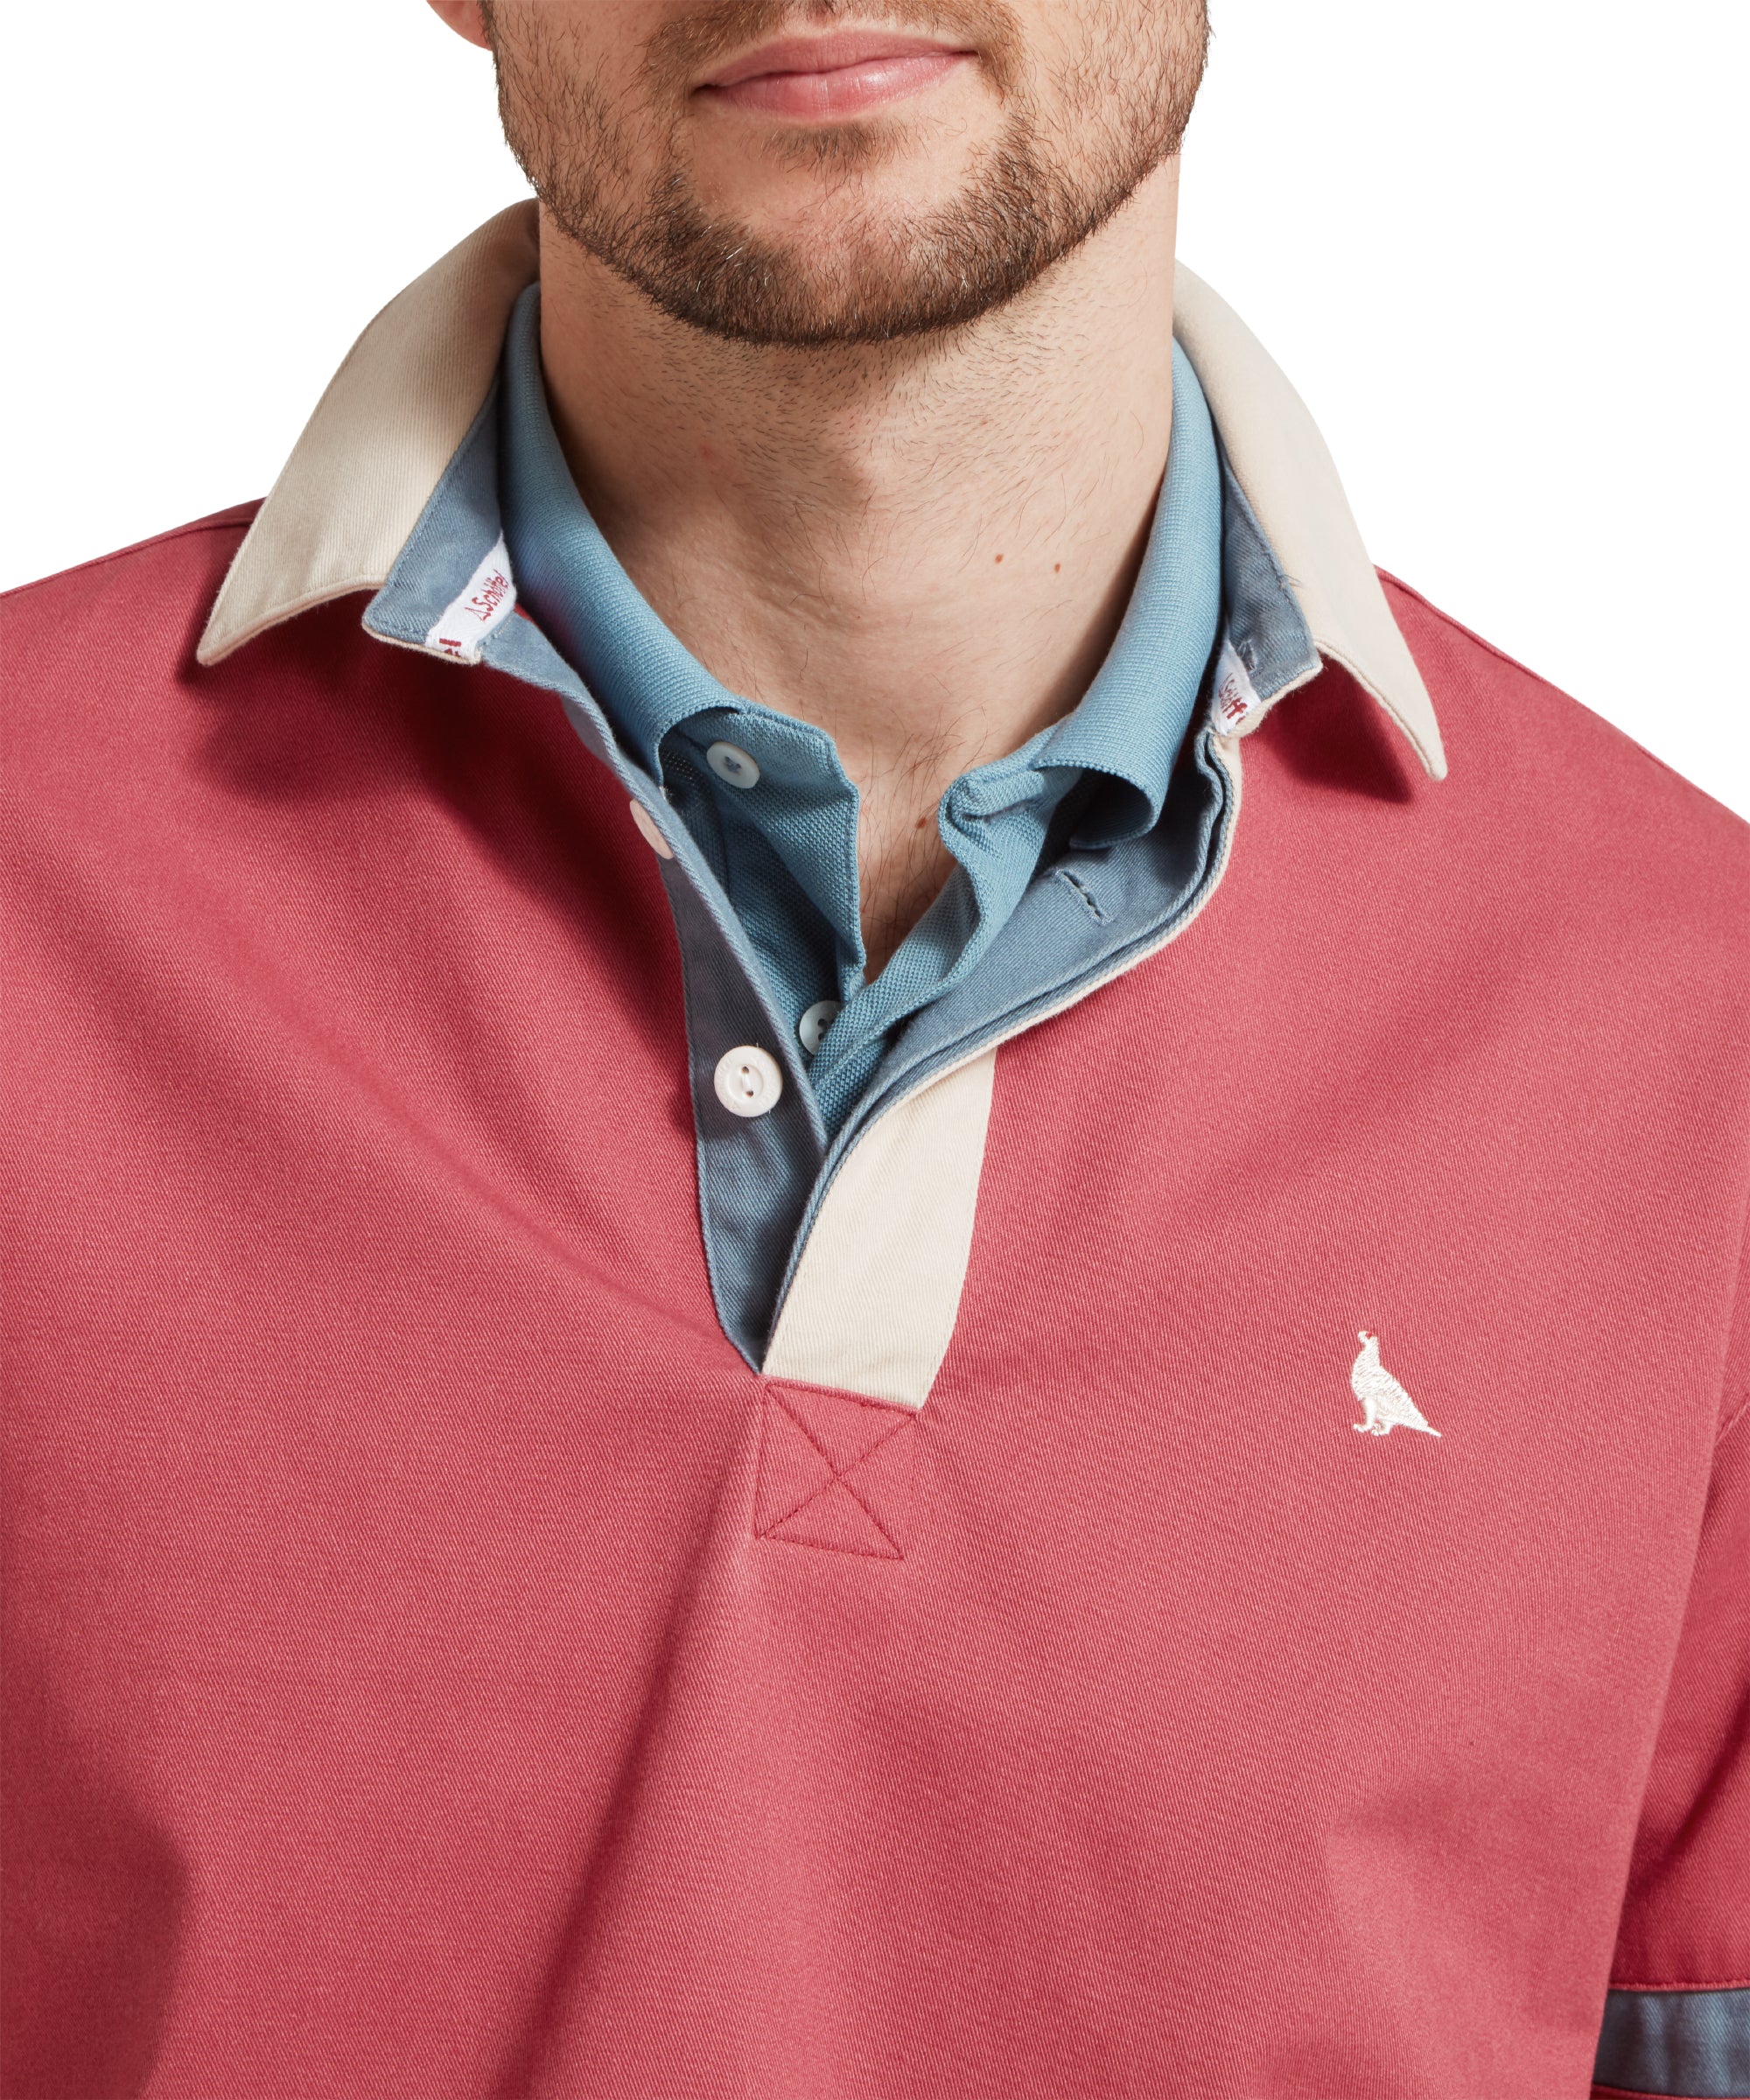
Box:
[4,0,1745,816]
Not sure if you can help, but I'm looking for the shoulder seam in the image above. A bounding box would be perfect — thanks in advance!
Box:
[1381,568,1750,822]
[0,505,262,607]
[1376,568,1568,694]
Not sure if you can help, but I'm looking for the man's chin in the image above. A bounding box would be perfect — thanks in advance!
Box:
[578,156,1085,347]
[608,248,1006,348]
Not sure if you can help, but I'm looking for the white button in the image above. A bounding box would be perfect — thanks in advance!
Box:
[797,999,841,1055]
[713,1045,783,1118]
[706,741,761,790]
[627,798,674,860]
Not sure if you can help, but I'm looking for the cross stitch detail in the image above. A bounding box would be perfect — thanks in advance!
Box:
[755,1382,916,1558]
[1350,1331,1441,1438]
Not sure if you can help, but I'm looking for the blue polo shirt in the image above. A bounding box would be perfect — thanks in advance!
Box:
[496,284,1223,1134]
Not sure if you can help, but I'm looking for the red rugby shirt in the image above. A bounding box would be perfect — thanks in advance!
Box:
[4,210,1746,2100]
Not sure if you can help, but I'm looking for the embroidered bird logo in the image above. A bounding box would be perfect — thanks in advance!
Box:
[1350,1331,1440,1438]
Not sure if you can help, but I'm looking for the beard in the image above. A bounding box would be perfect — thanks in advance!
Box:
[481,0,1208,346]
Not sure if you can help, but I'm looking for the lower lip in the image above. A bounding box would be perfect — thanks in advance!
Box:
[700,50,970,121]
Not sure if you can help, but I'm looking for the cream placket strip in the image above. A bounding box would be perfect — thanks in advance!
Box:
[762,1048,999,1411]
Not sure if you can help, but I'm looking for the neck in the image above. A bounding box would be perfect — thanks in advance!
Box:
[536,162,1181,970]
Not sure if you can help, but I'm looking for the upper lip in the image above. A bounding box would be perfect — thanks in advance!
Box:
[698,30,974,89]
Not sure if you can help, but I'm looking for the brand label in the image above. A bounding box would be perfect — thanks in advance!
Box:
[424,536,517,663]
[1211,636,1264,736]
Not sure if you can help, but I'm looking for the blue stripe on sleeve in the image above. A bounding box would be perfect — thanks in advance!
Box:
[1594,1988,1750,2096]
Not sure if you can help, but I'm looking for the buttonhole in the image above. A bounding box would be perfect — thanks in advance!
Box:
[1054,867,1108,925]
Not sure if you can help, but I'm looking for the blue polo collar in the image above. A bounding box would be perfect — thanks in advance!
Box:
[494,284,1219,843]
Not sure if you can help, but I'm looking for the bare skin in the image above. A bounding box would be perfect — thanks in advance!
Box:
[429,1,1200,975]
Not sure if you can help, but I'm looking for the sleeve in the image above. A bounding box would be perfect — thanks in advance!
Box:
[1592,1231,1750,2100]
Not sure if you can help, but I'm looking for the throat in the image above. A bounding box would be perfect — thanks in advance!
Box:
[858,794,958,979]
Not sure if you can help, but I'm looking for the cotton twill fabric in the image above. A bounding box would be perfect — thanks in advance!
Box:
[4,511,1749,2099]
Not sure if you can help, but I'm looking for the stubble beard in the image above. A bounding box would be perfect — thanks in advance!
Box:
[483,1,1208,347]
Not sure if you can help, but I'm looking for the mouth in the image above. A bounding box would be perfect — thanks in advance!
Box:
[695,30,976,121]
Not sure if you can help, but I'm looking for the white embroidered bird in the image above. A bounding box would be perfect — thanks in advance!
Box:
[1350,1331,1440,1437]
